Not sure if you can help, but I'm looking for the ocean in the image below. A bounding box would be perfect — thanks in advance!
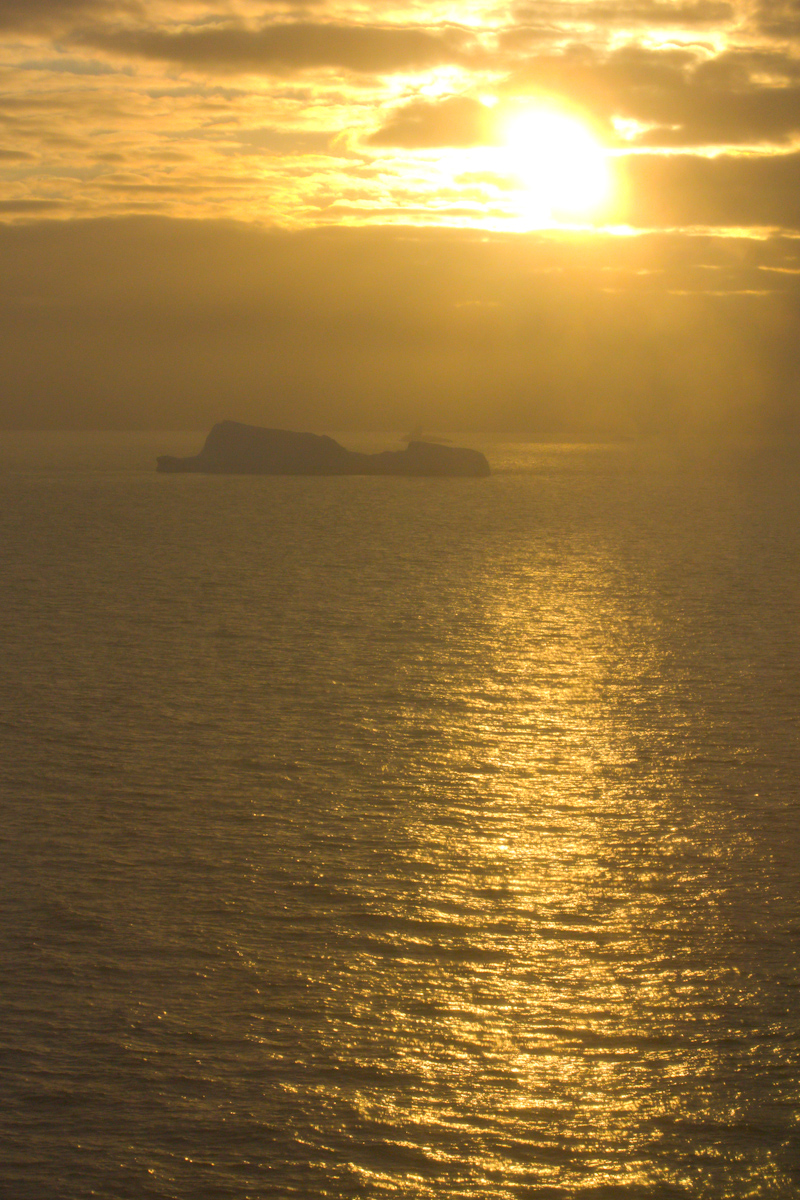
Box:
[1,431,799,1199]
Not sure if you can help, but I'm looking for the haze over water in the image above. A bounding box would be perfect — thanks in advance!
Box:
[2,432,799,1199]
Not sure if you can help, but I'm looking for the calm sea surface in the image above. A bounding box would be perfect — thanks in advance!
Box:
[1,432,799,1199]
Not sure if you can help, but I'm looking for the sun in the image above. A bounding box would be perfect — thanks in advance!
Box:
[500,106,611,225]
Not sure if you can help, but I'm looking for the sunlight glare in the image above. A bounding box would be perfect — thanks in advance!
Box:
[502,107,611,225]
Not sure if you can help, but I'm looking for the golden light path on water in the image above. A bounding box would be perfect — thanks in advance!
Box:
[320,559,691,1193]
[219,449,794,1197]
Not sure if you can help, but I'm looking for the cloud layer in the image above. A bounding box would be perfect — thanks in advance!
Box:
[3,0,800,230]
[78,21,477,75]
[3,0,800,430]
[2,216,799,435]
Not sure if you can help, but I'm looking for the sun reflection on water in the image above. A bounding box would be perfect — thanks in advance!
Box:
[289,490,751,1194]
[363,466,793,1190]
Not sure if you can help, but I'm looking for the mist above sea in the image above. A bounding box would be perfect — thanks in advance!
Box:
[1,431,799,1199]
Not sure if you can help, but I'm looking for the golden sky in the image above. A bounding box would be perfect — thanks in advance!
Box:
[2,0,800,433]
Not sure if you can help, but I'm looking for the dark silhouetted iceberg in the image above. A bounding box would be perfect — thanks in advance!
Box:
[157,422,490,477]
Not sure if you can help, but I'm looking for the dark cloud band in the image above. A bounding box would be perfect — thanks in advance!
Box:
[621,149,800,229]
[0,0,136,32]
[368,96,490,148]
[77,21,476,75]
[1,217,799,437]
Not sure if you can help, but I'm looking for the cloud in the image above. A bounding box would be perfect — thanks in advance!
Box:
[0,0,137,32]
[16,56,127,75]
[1,216,799,437]
[367,96,489,148]
[217,126,337,155]
[505,45,800,147]
[620,150,800,229]
[755,0,800,37]
[76,21,477,75]
[508,0,735,30]
[366,43,800,153]
[0,198,65,210]
[633,87,800,146]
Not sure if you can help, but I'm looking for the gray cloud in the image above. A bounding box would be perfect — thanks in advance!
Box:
[620,150,800,229]
[222,126,336,155]
[76,21,477,75]
[634,88,800,146]
[1,216,799,438]
[505,45,800,147]
[508,0,735,29]
[756,0,800,37]
[0,0,319,32]
[367,96,489,148]
[366,44,800,151]
[0,0,138,32]
[16,56,127,75]
[0,198,64,210]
